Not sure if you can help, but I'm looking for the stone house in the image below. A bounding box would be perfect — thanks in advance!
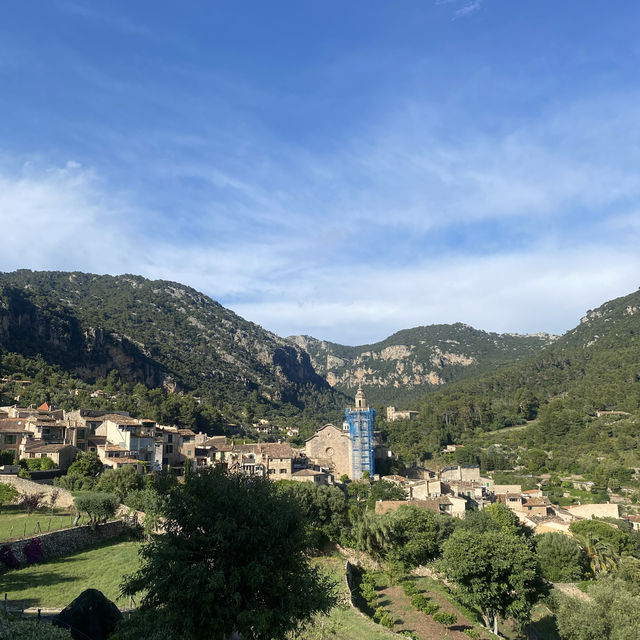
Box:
[0,418,28,461]
[291,469,330,485]
[19,442,79,470]
[375,495,467,518]
[440,465,481,483]
[95,415,156,466]
[386,407,419,422]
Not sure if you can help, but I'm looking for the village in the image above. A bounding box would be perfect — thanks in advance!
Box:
[1,386,633,540]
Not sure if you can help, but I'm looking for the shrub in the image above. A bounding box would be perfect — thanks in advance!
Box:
[359,572,378,609]
[399,632,420,640]
[401,579,418,596]
[74,492,119,528]
[20,493,42,514]
[422,601,440,615]
[379,610,395,629]
[410,592,439,614]
[18,468,31,479]
[0,483,18,512]
[433,611,457,626]
[40,456,56,470]
[24,537,44,565]
[0,545,20,569]
[0,450,15,465]
[0,615,72,638]
[464,629,481,639]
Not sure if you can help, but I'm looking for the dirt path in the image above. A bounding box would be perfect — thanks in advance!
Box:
[380,584,491,640]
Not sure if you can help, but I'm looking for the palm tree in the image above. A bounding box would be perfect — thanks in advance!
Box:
[575,532,618,575]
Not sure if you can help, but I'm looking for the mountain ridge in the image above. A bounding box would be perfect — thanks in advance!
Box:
[288,323,558,406]
[0,269,342,412]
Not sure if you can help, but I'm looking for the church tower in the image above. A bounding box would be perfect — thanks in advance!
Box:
[345,385,375,479]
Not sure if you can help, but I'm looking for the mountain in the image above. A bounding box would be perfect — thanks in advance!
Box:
[0,270,342,411]
[289,325,557,406]
[382,287,640,463]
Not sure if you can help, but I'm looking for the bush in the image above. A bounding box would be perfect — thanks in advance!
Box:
[40,456,56,470]
[401,579,418,596]
[399,632,420,640]
[0,483,19,511]
[20,493,42,514]
[24,537,44,565]
[374,607,394,629]
[433,611,457,626]
[464,629,481,639]
[359,572,378,609]
[410,593,440,615]
[0,544,20,569]
[55,474,96,492]
[74,492,119,527]
[18,468,31,479]
[0,450,15,465]
[0,615,72,638]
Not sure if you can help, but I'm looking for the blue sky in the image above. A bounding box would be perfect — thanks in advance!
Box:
[2,1,640,344]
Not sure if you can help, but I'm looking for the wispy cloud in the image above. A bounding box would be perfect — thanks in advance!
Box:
[455,1,483,18]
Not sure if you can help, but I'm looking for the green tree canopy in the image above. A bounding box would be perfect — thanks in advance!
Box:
[555,577,640,640]
[118,468,336,640]
[535,532,588,582]
[441,528,541,635]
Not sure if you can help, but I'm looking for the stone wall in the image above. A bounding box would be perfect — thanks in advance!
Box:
[1,520,124,567]
[0,475,75,508]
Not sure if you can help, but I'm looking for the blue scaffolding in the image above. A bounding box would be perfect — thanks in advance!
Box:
[345,405,375,479]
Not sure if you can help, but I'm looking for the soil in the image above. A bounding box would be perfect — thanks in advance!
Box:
[379,584,492,640]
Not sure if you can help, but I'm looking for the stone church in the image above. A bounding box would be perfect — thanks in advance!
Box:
[304,423,351,479]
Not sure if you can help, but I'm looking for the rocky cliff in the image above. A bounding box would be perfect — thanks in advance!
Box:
[0,270,337,408]
[290,324,557,406]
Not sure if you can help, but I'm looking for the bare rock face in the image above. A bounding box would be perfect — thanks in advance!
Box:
[288,323,556,404]
[52,588,122,640]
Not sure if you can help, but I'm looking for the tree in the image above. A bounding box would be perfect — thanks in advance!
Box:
[441,529,541,635]
[96,466,143,501]
[0,483,18,512]
[118,468,336,640]
[67,451,103,477]
[74,492,119,528]
[274,481,348,546]
[535,532,588,582]
[555,577,640,640]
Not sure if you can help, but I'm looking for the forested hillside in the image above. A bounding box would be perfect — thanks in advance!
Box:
[0,270,344,416]
[290,324,555,406]
[383,288,640,472]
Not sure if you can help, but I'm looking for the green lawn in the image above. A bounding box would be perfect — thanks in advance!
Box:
[0,505,76,542]
[0,538,142,609]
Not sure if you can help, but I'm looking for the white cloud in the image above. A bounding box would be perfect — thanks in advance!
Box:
[2,89,640,345]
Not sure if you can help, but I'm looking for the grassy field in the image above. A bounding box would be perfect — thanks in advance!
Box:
[0,537,142,609]
[0,505,76,542]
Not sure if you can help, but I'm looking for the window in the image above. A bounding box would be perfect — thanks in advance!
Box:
[4,435,16,445]
[166,445,173,454]
[268,469,276,474]
[279,469,287,474]
[77,429,86,439]
[167,434,173,443]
